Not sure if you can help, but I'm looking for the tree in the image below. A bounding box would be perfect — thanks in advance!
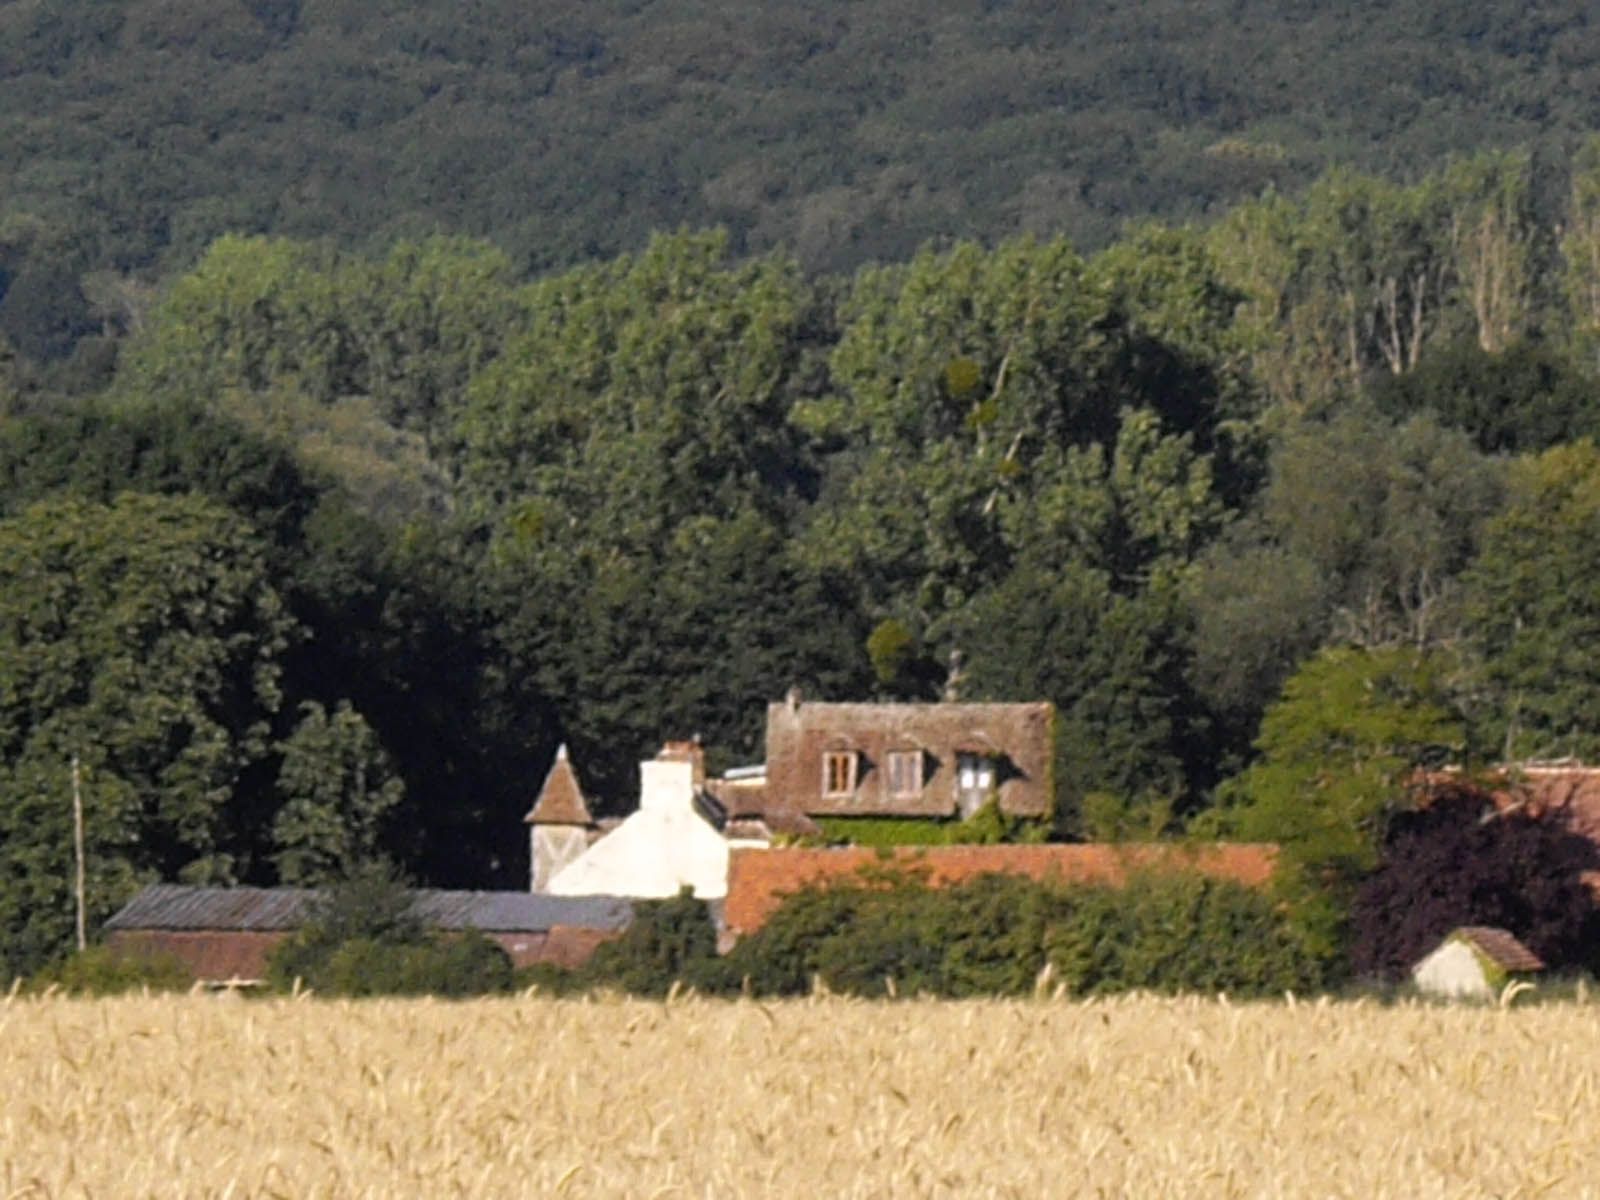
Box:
[1350,784,1600,980]
[0,493,295,975]
[1186,410,1502,747]
[1461,439,1600,760]
[1560,134,1600,372]
[271,700,406,886]
[951,561,1197,829]
[1435,149,1534,355]
[116,232,528,456]
[1216,646,1466,885]
[0,399,324,559]
[455,231,856,803]
[1370,337,1600,455]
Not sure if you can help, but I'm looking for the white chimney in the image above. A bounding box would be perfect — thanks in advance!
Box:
[639,758,695,812]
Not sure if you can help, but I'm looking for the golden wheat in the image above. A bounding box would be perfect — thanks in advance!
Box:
[2,990,1598,1198]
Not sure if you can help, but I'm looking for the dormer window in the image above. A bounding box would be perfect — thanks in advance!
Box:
[886,749,923,798]
[822,750,858,797]
[955,752,995,816]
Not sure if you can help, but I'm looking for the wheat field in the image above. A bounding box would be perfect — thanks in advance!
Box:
[2,989,1598,1199]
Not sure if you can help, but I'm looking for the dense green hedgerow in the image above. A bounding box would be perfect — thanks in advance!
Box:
[553,869,1331,1000]
[264,864,513,997]
[724,869,1328,999]
[25,944,193,996]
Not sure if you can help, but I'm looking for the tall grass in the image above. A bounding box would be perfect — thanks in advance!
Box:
[2,991,1598,1197]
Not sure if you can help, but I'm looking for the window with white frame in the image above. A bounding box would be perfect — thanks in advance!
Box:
[955,752,995,815]
[822,750,857,797]
[886,750,923,798]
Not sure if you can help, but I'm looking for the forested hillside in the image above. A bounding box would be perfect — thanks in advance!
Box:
[8,1,1600,978]
[2,0,1598,364]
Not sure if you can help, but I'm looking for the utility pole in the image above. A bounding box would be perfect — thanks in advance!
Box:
[72,752,86,953]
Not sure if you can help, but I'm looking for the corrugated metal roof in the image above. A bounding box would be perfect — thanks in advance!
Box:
[410,890,633,931]
[105,885,315,931]
[104,885,634,934]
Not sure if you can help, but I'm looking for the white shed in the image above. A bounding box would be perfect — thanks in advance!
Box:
[1411,926,1544,1000]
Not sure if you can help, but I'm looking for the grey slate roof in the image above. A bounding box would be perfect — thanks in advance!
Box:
[104,884,634,934]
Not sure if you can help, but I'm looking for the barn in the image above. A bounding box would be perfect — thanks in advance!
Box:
[103,884,634,984]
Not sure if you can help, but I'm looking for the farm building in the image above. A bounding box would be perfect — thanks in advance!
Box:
[103,884,634,983]
[1411,926,1544,1000]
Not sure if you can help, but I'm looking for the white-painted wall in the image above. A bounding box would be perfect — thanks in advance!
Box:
[546,759,731,899]
[1411,938,1493,1000]
[530,825,590,893]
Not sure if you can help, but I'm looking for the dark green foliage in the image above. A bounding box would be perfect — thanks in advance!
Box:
[309,932,513,998]
[0,398,323,558]
[271,700,405,886]
[1350,784,1600,981]
[264,865,514,997]
[461,232,866,803]
[265,861,423,988]
[1041,871,1329,997]
[0,492,295,975]
[26,944,192,995]
[813,803,1048,848]
[5,0,1598,365]
[724,869,1329,999]
[1371,338,1600,455]
[1460,440,1600,760]
[577,888,724,998]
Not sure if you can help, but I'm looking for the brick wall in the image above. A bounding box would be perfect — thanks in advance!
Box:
[723,843,1279,935]
[105,929,287,982]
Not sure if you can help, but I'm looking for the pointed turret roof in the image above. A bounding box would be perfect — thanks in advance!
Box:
[523,744,595,826]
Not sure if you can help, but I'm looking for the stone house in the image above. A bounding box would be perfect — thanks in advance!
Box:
[706,695,1057,832]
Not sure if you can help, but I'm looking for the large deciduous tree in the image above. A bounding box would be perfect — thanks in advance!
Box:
[454,230,860,803]
[1186,410,1501,746]
[1462,439,1600,760]
[1215,646,1465,885]
[0,492,295,975]
[271,700,406,886]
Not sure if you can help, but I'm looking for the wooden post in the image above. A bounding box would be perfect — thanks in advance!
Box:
[72,752,86,953]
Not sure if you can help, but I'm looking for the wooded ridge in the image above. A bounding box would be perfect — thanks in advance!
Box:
[6,1,1600,980]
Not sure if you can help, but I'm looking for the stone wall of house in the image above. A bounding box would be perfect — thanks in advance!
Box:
[723,843,1279,935]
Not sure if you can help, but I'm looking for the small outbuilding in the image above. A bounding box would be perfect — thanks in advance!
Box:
[1411,926,1544,1000]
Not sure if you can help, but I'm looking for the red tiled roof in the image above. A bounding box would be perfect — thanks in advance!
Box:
[524,744,594,826]
[723,842,1279,934]
[1497,765,1600,842]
